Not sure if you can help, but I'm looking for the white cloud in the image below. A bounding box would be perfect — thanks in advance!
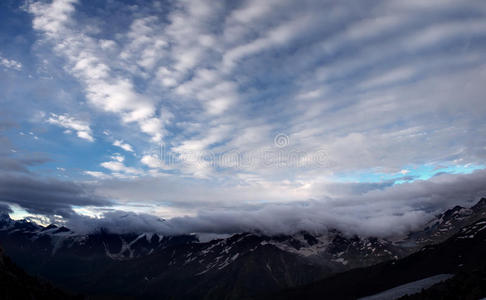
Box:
[28,0,168,143]
[77,131,93,141]
[359,66,415,89]
[100,160,139,174]
[100,154,141,176]
[113,140,134,152]
[7,0,485,238]
[0,55,22,71]
[29,0,77,38]
[110,154,125,163]
[140,154,171,170]
[26,0,486,191]
[83,171,111,179]
[46,113,94,142]
[223,15,315,71]
[120,16,167,71]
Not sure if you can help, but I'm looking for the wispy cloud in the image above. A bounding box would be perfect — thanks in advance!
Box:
[46,113,94,142]
[27,0,486,180]
[28,0,167,143]
[0,54,22,71]
[113,140,134,152]
[83,171,111,180]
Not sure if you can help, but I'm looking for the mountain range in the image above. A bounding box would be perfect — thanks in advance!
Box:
[1,198,485,299]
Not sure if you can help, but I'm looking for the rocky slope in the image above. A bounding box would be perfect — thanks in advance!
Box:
[405,198,486,247]
[268,216,486,300]
[0,246,76,299]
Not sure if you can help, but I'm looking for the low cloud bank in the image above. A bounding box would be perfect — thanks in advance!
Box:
[62,170,486,237]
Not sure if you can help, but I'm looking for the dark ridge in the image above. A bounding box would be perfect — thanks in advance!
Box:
[41,224,58,231]
[472,197,486,212]
[0,246,80,299]
[54,226,70,233]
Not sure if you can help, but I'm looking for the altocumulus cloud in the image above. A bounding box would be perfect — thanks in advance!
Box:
[0,0,484,237]
[24,0,486,181]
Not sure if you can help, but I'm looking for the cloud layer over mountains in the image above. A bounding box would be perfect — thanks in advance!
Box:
[62,169,486,237]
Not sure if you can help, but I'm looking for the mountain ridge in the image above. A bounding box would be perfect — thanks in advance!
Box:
[0,197,485,299]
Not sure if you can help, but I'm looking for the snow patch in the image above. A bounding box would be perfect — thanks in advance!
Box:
[358,274,454,300]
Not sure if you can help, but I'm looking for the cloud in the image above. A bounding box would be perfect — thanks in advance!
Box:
[0,127,50,174]
[16,0,486,236]
[222,14,316,71]
[99,155,142,177]
[140,154,171,170]
[113,140,134,152]
[25,0,486,179]
[28,0,77,38]
[0,120,16,131]
[28,0,168,143]
[83,171,111,179]
[0,175,111,217]
[65,170,486,237]
[66,210,170,234]
[0,155,50,174]
[110,154,124,163]
[100,161,137,174]
[46,113,94,142]
[85,155,144,179]
[0,203,12,214]
[0,54,22,71]
[359,66,416,89]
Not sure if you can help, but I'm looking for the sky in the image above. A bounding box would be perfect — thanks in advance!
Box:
[0,0,486,237]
